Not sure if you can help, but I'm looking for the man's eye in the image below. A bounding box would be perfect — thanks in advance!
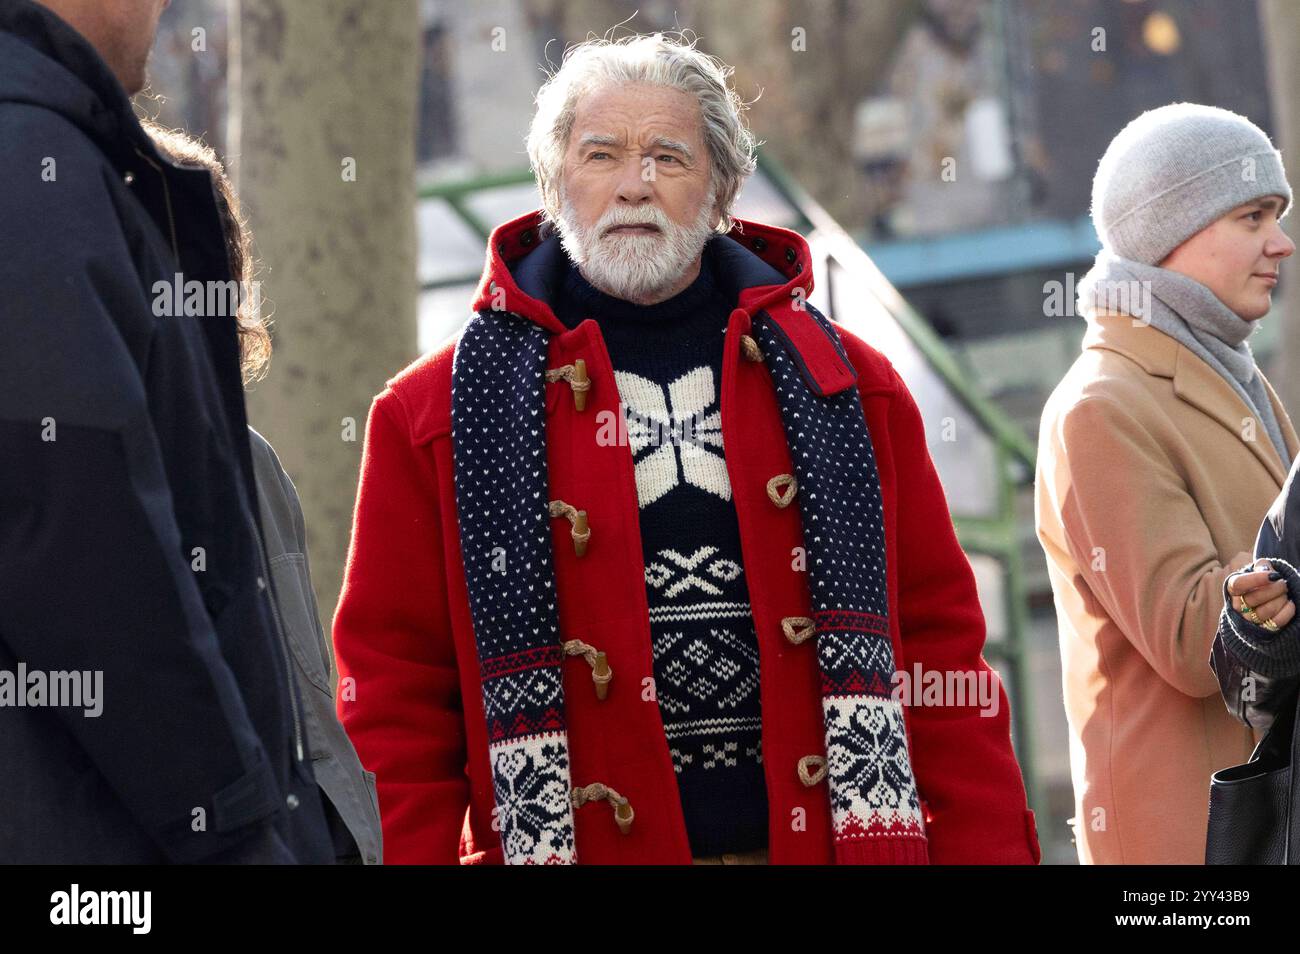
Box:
[589,151,611,160]
[657,154,679,163]
[1248,210,1263,222]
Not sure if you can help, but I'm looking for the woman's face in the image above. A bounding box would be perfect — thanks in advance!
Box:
[1159,195,1295,321]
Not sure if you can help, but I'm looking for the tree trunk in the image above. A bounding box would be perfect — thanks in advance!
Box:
[228,0,421,637]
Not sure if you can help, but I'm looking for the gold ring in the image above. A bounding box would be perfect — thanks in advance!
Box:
[1263,618,1280,632]
[1240,595,1254,615]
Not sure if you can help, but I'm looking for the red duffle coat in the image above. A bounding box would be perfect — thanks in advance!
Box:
[332,209,1042,865]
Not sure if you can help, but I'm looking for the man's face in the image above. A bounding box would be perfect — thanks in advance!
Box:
[1159,196,1296,321]
[41,0,169,96]
[108,0,170,96]
[554,82,721,303]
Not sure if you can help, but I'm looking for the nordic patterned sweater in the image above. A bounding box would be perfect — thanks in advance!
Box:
[552,238,769,855]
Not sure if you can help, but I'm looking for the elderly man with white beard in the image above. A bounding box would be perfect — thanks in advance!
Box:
[334,33,1038,866]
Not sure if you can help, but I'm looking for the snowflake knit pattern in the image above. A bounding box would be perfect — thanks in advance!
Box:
[450,227,927,864]
[553,240,769,855]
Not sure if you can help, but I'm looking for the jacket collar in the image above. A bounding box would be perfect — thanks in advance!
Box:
[471,209,858,397]
[1084,311,1299,484]
[0,0,164,173]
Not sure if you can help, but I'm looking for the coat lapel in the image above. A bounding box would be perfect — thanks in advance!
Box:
[1087,311,1294,487]
[1261,374,1300,465]
[1171,349,1289,485]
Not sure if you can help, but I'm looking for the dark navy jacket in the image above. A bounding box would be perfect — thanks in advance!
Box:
[0,0,332,863]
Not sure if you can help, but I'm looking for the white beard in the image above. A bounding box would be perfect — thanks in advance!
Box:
[555,184,719,303]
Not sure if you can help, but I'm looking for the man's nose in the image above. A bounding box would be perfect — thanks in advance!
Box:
[615,160,654,204]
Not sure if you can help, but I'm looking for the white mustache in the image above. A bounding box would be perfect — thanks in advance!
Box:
[555,188,718,301]
[600,213,668,235]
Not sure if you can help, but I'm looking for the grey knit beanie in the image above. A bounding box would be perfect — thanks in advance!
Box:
[1091,102,1292,265]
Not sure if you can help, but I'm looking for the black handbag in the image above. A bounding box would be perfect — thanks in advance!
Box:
[1206,686,1300,864]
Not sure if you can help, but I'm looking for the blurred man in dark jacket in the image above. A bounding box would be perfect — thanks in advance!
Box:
[0,0,333,862]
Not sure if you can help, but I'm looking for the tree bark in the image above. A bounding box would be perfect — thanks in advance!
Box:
[228,0,421,637]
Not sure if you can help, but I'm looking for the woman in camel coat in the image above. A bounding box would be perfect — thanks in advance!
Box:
[1036,103,1296,864]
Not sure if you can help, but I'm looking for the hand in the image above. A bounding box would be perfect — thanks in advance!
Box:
[1226,558,1295,631]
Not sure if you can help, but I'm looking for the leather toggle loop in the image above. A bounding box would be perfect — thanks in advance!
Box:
[766,474,798,508]
[797,755,828,787]
[571,781,634,834]
[548,499,590,556]
[781,616,816,645]
[545,359,590,411]
[739,334,764,363]
[561,638,612,700]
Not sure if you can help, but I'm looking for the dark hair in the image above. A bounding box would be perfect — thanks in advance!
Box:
[142,121,272,385]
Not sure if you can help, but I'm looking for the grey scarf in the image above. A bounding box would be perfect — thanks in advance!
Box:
[1078,250,1292,472]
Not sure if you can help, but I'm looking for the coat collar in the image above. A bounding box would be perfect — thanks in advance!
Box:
[1084,311,1299,484]
[0,0,170,174]
[470,209,857,397]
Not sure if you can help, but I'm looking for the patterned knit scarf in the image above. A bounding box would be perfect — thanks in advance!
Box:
[450,302,926,864]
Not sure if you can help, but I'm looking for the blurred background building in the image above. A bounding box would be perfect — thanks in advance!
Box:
[140,0,1300,865]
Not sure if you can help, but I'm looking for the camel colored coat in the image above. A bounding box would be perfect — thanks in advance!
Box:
[1036,311,1300,865]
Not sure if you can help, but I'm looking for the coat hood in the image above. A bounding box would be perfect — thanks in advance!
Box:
[0,0,163,171]
[470,209,859,398]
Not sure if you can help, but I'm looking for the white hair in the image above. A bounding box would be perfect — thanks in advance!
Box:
[526,32,758,234]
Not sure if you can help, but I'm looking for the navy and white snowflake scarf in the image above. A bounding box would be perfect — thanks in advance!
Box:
[451,306,926,864]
